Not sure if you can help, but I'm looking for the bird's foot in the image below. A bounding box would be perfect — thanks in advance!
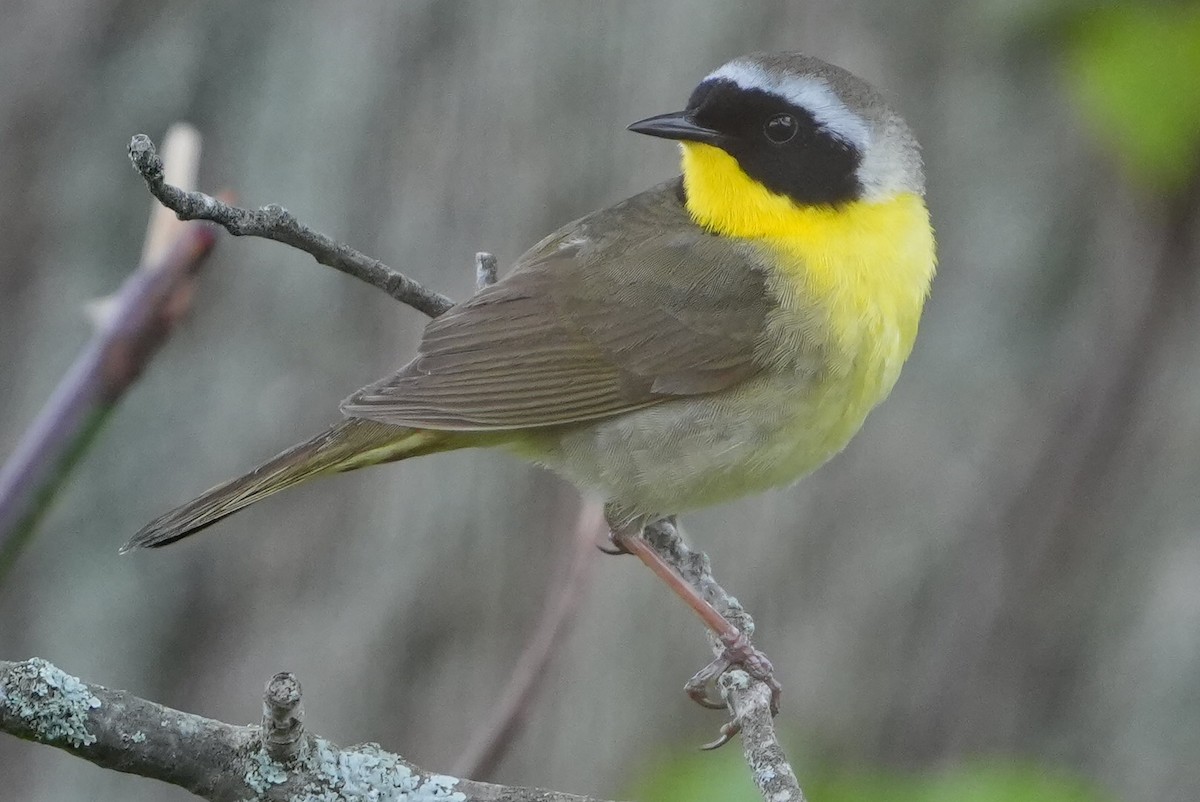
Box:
[600,506,782,748]
[686,630,782,749]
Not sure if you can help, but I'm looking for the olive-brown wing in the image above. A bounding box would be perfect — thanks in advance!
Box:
[340,233,771,430]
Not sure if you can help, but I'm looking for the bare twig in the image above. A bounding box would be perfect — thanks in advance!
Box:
[453,501,604,780]
[127,134,455,318]
[0,658,619,802]
[140,125,204,263]
[0,126,216,578]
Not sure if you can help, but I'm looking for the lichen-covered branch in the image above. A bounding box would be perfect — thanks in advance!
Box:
[721,673,806,802]
[127,134,455,318]
[0,658,619,802]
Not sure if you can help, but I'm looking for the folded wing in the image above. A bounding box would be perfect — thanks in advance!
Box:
[342,220,773,431]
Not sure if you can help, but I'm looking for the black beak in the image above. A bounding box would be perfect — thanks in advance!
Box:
[627,111,723,145]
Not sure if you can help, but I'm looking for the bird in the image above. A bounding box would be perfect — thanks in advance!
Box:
[126,50,934,551]
[124,52,935,722]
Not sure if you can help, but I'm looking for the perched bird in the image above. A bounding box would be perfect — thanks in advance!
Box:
[125,52,934,722]
[127,51,934,551]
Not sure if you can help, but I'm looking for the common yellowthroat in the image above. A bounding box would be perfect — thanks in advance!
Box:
[125,52,935,553]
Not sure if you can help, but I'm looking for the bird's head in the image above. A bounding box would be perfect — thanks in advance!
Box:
[630,52,925,236]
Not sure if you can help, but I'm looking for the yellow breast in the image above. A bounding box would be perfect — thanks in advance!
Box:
[680,141,936,472]
[681,142,935,375]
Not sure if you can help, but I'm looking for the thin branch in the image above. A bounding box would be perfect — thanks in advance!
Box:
[723,673,806,802]
[642,520,756,637]
[642,520,805,801]
[0,658,621,802]
[127,134,455,318]
[453,500,603,780]
[0,126,216,578]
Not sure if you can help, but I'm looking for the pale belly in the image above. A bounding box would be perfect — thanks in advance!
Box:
[528,359,899,516]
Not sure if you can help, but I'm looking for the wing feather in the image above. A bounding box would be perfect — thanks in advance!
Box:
[341,182,774,431]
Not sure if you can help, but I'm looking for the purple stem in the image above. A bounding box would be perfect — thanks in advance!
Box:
[0,224,217,574]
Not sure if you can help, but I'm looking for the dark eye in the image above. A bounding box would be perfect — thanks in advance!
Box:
[763,113,798,144]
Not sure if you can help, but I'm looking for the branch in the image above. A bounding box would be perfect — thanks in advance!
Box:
[642,520,806,802]
[127,134,455,318]
[453,501,603,779]
[0,126,216,579]
[0,658,621,802]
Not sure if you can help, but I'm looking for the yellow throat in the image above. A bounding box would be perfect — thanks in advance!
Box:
[679,142,936,356]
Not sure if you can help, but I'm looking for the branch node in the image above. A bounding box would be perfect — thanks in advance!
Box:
[127,134,164,185]
[261,671,305,763]
[475,251,498,290]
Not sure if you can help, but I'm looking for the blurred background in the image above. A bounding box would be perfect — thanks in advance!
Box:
[1,1,1198,800]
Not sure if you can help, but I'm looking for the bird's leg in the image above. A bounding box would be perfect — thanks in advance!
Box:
[605,506,782,746]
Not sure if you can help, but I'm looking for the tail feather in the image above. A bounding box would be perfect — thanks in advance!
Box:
[122,419,451,552]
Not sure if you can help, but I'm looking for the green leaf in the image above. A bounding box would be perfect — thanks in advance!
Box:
[1065,4,1200,192]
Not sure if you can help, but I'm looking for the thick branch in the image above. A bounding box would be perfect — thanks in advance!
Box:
[127,134,455,318]
[0,658,619,802]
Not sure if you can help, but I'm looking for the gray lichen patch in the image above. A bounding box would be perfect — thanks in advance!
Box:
[0,658,101,748]
[244,748,290,792]
[295,738,466,802]
[239,738,467,802]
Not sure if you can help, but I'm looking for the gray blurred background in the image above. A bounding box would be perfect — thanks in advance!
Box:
[1,1,1198,800]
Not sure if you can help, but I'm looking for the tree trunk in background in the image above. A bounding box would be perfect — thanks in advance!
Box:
[1,2,1196,800]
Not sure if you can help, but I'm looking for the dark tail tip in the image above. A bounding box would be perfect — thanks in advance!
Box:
[120,514,218,553]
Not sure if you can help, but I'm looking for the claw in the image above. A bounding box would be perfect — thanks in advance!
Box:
[597,529,633,556]
[764,675,783,717]
[685,677,729,709]
[717,631,782,715]
[685,656,731,709]
[685,632,783,747]
[597,505,783,741]
[699,720,741,751]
